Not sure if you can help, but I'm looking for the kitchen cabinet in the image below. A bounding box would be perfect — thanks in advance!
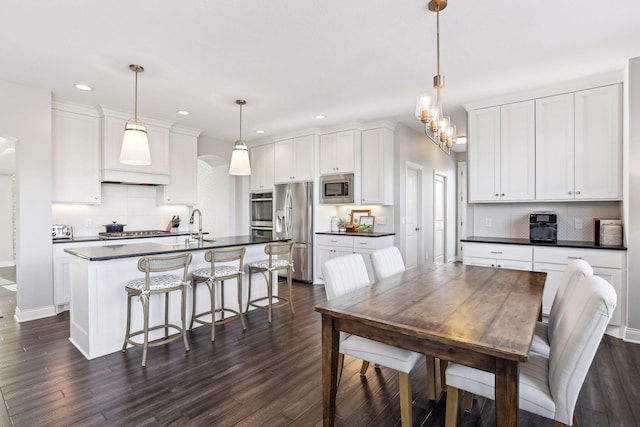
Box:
[157,127,200,205]
[250,143,275,191]
[274,135,315,183]
[463,242,533,271]
[533,246,625,329]
[360,127,394,205]
[100,108,171,185]
[536,84,621,201]
[52,103,102,204]
[319,130,358,175]
[316,234,394,281]
[468,100,535,202]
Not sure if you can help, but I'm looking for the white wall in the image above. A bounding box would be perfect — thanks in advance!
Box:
[0,79,54,321]
[0,175,15,266]
[624,57,640,341]
[394,124,458,264]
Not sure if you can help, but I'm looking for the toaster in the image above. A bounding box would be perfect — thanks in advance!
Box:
[52,224,73,239]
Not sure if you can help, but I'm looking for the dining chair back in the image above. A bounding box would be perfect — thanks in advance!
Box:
[370,246,405,280]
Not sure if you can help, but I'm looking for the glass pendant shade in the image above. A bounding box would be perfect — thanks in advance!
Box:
[229,140,251,175]
[120,120,151,165]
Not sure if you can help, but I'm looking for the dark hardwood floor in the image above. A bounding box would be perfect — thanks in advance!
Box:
[0,272,637,426]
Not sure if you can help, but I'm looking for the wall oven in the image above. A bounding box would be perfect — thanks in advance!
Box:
[250,191,273,236]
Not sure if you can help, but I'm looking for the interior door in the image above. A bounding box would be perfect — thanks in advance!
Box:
[405,166,420,268]
[434,172,446,263]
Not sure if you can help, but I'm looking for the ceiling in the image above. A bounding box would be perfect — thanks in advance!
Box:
[2,0,640,147]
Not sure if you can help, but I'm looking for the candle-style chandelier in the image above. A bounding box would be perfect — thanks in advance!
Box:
[414,0,456,155]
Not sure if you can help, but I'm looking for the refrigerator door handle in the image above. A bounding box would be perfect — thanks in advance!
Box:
[285,188,293,236]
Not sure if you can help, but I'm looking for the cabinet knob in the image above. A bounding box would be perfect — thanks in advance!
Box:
[576,190,581,195]
[501,193,505,197]
[495,193,499,197]
[568,191,573,195]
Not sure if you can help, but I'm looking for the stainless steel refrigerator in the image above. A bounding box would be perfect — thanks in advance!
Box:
[273,181,313,283]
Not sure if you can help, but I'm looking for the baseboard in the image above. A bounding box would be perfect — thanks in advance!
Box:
[0,260,15,268]
[14,304,57,323]
[624,327,640,344]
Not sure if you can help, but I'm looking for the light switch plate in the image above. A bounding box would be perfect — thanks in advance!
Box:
[377,216,386,225]
[575,218,583,229]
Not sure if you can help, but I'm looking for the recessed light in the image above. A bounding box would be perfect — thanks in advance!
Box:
[177,110,191,116]
[315,115,327,119]
[74,84,92,91]
[256,130,265,134]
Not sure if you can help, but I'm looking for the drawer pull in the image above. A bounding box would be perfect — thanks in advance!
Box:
[567,256,582,260]
[359,242,367,245]
[490,251,503,254]
[330,240,338,243]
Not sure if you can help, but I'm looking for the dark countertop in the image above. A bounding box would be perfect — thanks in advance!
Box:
[64,235,289,261]
[461,236,626,251]
[53,231,200,244]
[316,231,395,237]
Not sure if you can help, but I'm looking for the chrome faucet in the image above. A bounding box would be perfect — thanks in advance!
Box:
[189,208,203,240]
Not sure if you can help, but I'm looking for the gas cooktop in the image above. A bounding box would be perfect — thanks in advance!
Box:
[98,230,172,239]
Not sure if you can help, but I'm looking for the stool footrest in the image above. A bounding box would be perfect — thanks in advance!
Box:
[123,323,186,349]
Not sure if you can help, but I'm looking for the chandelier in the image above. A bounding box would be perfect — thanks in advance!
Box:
[228,99,252,176]
[415,0,456,155]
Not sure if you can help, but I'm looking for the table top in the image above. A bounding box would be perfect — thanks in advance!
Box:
[315,263,546,363]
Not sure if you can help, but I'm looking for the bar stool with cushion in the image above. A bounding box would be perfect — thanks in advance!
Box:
[121,252,192,367]
[190,246,247,341]
[246,240,295,323]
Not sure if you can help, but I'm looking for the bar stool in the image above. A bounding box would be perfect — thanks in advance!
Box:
[121,252,192,367]
[246,240,295,323]
[190,246,247,341]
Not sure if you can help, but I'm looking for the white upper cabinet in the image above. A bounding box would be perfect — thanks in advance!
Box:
[536,84,621,201]
[319,130,358,175]
[360,127,394,205]
[250,143,275,192]
[468,101,535,202]
[52,103,102,204]
[574,85,622,200]
[157,127,200,205]
[274,135,315,183]
[100,108,171,185]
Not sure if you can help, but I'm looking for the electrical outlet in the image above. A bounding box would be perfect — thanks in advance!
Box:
[377,216,386,225]
[85,219,92,227]
[575,218,583,230]
[484,217,492,228]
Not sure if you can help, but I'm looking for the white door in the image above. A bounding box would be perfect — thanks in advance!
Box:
[405,165,421,269]
[434,172,446,263]
[457,162,467,261]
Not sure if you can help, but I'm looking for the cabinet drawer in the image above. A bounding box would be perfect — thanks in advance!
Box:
[316,234,353,248]
[353,237,376,250]
[533,247,624,269]
[463,243,533,262]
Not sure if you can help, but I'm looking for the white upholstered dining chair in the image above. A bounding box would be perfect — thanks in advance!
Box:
[322,253,434,427]
[530,259,594,357]
[370,246,406,281]
[444,274,617,427]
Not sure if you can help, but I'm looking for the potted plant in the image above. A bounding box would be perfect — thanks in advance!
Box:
[337,217,348,232]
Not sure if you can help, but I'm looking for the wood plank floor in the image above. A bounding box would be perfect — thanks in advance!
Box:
[0,272,637,426]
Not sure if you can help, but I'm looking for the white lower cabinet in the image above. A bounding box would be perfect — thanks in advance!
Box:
[463,243,533,271]
[316,234,394,281]
[533,246,625,329]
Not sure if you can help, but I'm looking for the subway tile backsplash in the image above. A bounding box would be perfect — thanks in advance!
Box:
[52,184,190,237]
[471,201,621,242]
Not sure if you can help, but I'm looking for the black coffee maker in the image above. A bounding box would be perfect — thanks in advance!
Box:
[529,212,557,243]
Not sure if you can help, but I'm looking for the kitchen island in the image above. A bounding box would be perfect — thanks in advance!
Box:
[65,235,288,360]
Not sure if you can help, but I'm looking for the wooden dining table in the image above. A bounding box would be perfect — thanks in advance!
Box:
[315,262,546,427]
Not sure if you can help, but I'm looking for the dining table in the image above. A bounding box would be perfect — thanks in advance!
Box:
[315,262,546,427]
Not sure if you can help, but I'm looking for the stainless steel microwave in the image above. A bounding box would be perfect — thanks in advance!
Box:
[320,173,354,204]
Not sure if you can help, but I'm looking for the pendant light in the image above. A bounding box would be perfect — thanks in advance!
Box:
[120,64,151,165]
[228,99,252,176]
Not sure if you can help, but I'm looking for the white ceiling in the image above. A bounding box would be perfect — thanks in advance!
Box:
[1,0,639,145]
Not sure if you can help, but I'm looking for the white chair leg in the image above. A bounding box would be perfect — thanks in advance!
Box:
[445,385,459,427]
[398,372,413,427]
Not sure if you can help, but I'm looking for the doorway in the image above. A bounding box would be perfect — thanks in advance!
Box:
[404,162,423,269]
[0,135,17,317]
[433,171,447,263]
[457,162,467,261]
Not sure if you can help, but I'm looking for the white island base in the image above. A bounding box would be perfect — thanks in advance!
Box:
[68,241,280,360]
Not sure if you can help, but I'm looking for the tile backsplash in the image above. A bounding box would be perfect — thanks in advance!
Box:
[52,184,191,237]
[471,201,622,242]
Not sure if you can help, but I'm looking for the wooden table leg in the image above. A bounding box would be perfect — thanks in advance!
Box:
[495,358,519,427]
[321,314,339,427]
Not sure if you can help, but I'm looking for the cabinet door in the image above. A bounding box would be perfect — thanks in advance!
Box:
[354,248,375,281]
[274,139,294,183]
[468,107,501,202]
[250,144,275,191]
[532,262,565,316]
[52,109,101,204]
[335,130,355,173]
[535,93,575,200]
[500,101,535,201]
[262,144,275,190]
[158,132,197,205]
[316,246,351,279]
[361,128,393,205]
[319,133,337,175]
[574,85,622,200]
[292,135,315,181]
